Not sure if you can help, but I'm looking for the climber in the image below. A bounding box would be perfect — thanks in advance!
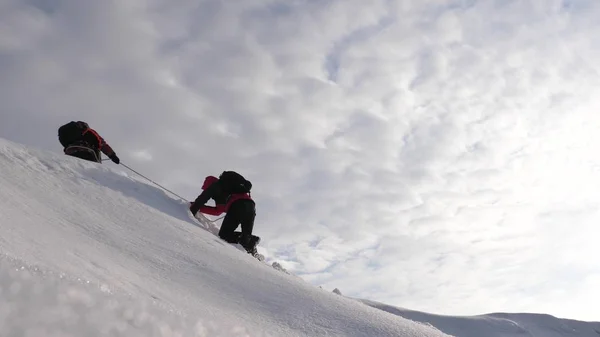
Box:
[57,121,120,164]
[189,171,260,255]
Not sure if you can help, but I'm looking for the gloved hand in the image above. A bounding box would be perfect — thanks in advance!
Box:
[189,202,199,216]
[109,153,120,164]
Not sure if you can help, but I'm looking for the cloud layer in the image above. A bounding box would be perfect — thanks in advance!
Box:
[2,0,600,321]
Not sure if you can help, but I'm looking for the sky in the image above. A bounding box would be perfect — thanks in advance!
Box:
[1,0,600,321]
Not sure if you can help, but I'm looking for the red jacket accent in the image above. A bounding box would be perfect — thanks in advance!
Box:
[202,176,218,190]
[199,193,252,216]
[193,176,253,216]
[199,204,226,216]
[82,128,116,157]
[225,193,252,209]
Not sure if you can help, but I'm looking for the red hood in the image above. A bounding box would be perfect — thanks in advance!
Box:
[202,176,218,190]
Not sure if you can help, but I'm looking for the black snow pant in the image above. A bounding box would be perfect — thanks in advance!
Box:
[64,145,101,163]
[219,199,255,244]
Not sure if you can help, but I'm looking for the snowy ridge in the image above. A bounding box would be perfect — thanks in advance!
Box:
[0,137,450,336]
[358,299,600,337]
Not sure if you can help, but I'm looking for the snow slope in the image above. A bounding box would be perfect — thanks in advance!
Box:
[359,300,600,337]
[0,137,449,337]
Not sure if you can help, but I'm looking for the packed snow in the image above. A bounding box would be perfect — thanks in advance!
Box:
[0,137,598,336]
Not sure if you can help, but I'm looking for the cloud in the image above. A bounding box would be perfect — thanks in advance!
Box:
[1,0,600,321]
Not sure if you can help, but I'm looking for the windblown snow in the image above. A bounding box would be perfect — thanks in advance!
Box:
[0,137,598,337]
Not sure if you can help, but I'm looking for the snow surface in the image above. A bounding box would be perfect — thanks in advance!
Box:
[359,300,600,337]
[0,137,598,337]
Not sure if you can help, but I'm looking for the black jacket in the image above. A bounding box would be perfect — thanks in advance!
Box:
[190,181,227,214]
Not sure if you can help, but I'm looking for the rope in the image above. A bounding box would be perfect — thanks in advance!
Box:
[120,163,189,203]
[115,162,225,223]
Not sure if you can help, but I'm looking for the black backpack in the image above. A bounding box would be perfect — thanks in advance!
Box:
[219,171,252,194]
[58,121,89,148]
